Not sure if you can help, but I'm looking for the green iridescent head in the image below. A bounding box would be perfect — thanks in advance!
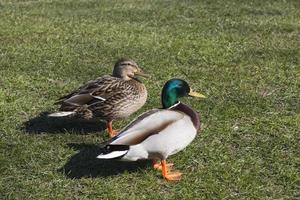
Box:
[161,79,206,108]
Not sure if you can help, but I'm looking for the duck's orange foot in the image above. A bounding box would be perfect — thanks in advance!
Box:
[163,171,182,181]
[160,160,182,181]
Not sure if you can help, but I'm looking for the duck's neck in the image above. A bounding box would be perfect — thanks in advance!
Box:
[162,89,178,109]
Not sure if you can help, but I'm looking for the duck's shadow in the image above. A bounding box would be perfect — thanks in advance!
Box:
[58,143,150,178]
[22,112,106,134]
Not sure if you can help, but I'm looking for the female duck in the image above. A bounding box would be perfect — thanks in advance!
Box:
[97,79,206,181]
[49,58,148,137]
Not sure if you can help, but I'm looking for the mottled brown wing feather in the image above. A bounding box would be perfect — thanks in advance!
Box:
[56,75,124,105]
[87,89,134,119]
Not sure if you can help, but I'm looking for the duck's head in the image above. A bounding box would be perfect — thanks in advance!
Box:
[161,79,206,108]
[113,58,149,81]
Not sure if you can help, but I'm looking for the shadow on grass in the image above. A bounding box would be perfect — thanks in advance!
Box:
[21,112,106,134]
[58,143,149,178]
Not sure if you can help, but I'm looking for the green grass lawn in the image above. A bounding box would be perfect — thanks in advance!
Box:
[1,0,299,199]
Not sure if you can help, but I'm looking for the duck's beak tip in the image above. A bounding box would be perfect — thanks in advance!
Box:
[135,71,150,78]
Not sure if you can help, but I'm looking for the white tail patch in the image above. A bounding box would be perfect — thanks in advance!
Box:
[48,111,75,117]
[96,150,128,159]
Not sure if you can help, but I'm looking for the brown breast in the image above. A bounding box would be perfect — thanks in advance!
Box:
[170,102,200,131]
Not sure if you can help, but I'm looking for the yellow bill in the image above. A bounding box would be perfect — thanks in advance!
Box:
[188,89,206,98]
[135,70,150,78]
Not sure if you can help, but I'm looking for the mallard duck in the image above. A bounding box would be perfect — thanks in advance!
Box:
[96,78,206,181]
[49,58,148,137]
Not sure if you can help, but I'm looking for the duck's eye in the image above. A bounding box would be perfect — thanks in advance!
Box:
[177,83,183,88]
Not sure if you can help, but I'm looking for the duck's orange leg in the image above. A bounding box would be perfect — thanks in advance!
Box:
[161,160,182,181]
[153,160,173,171]
[106,121,118,138]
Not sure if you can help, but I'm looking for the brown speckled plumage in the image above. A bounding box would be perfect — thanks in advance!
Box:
[54,58,148,122]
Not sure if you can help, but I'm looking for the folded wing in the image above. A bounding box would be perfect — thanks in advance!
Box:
[110,109,185,145]
[56,75,125,108]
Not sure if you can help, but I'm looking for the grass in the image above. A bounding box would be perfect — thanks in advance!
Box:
[0,0,299,199]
